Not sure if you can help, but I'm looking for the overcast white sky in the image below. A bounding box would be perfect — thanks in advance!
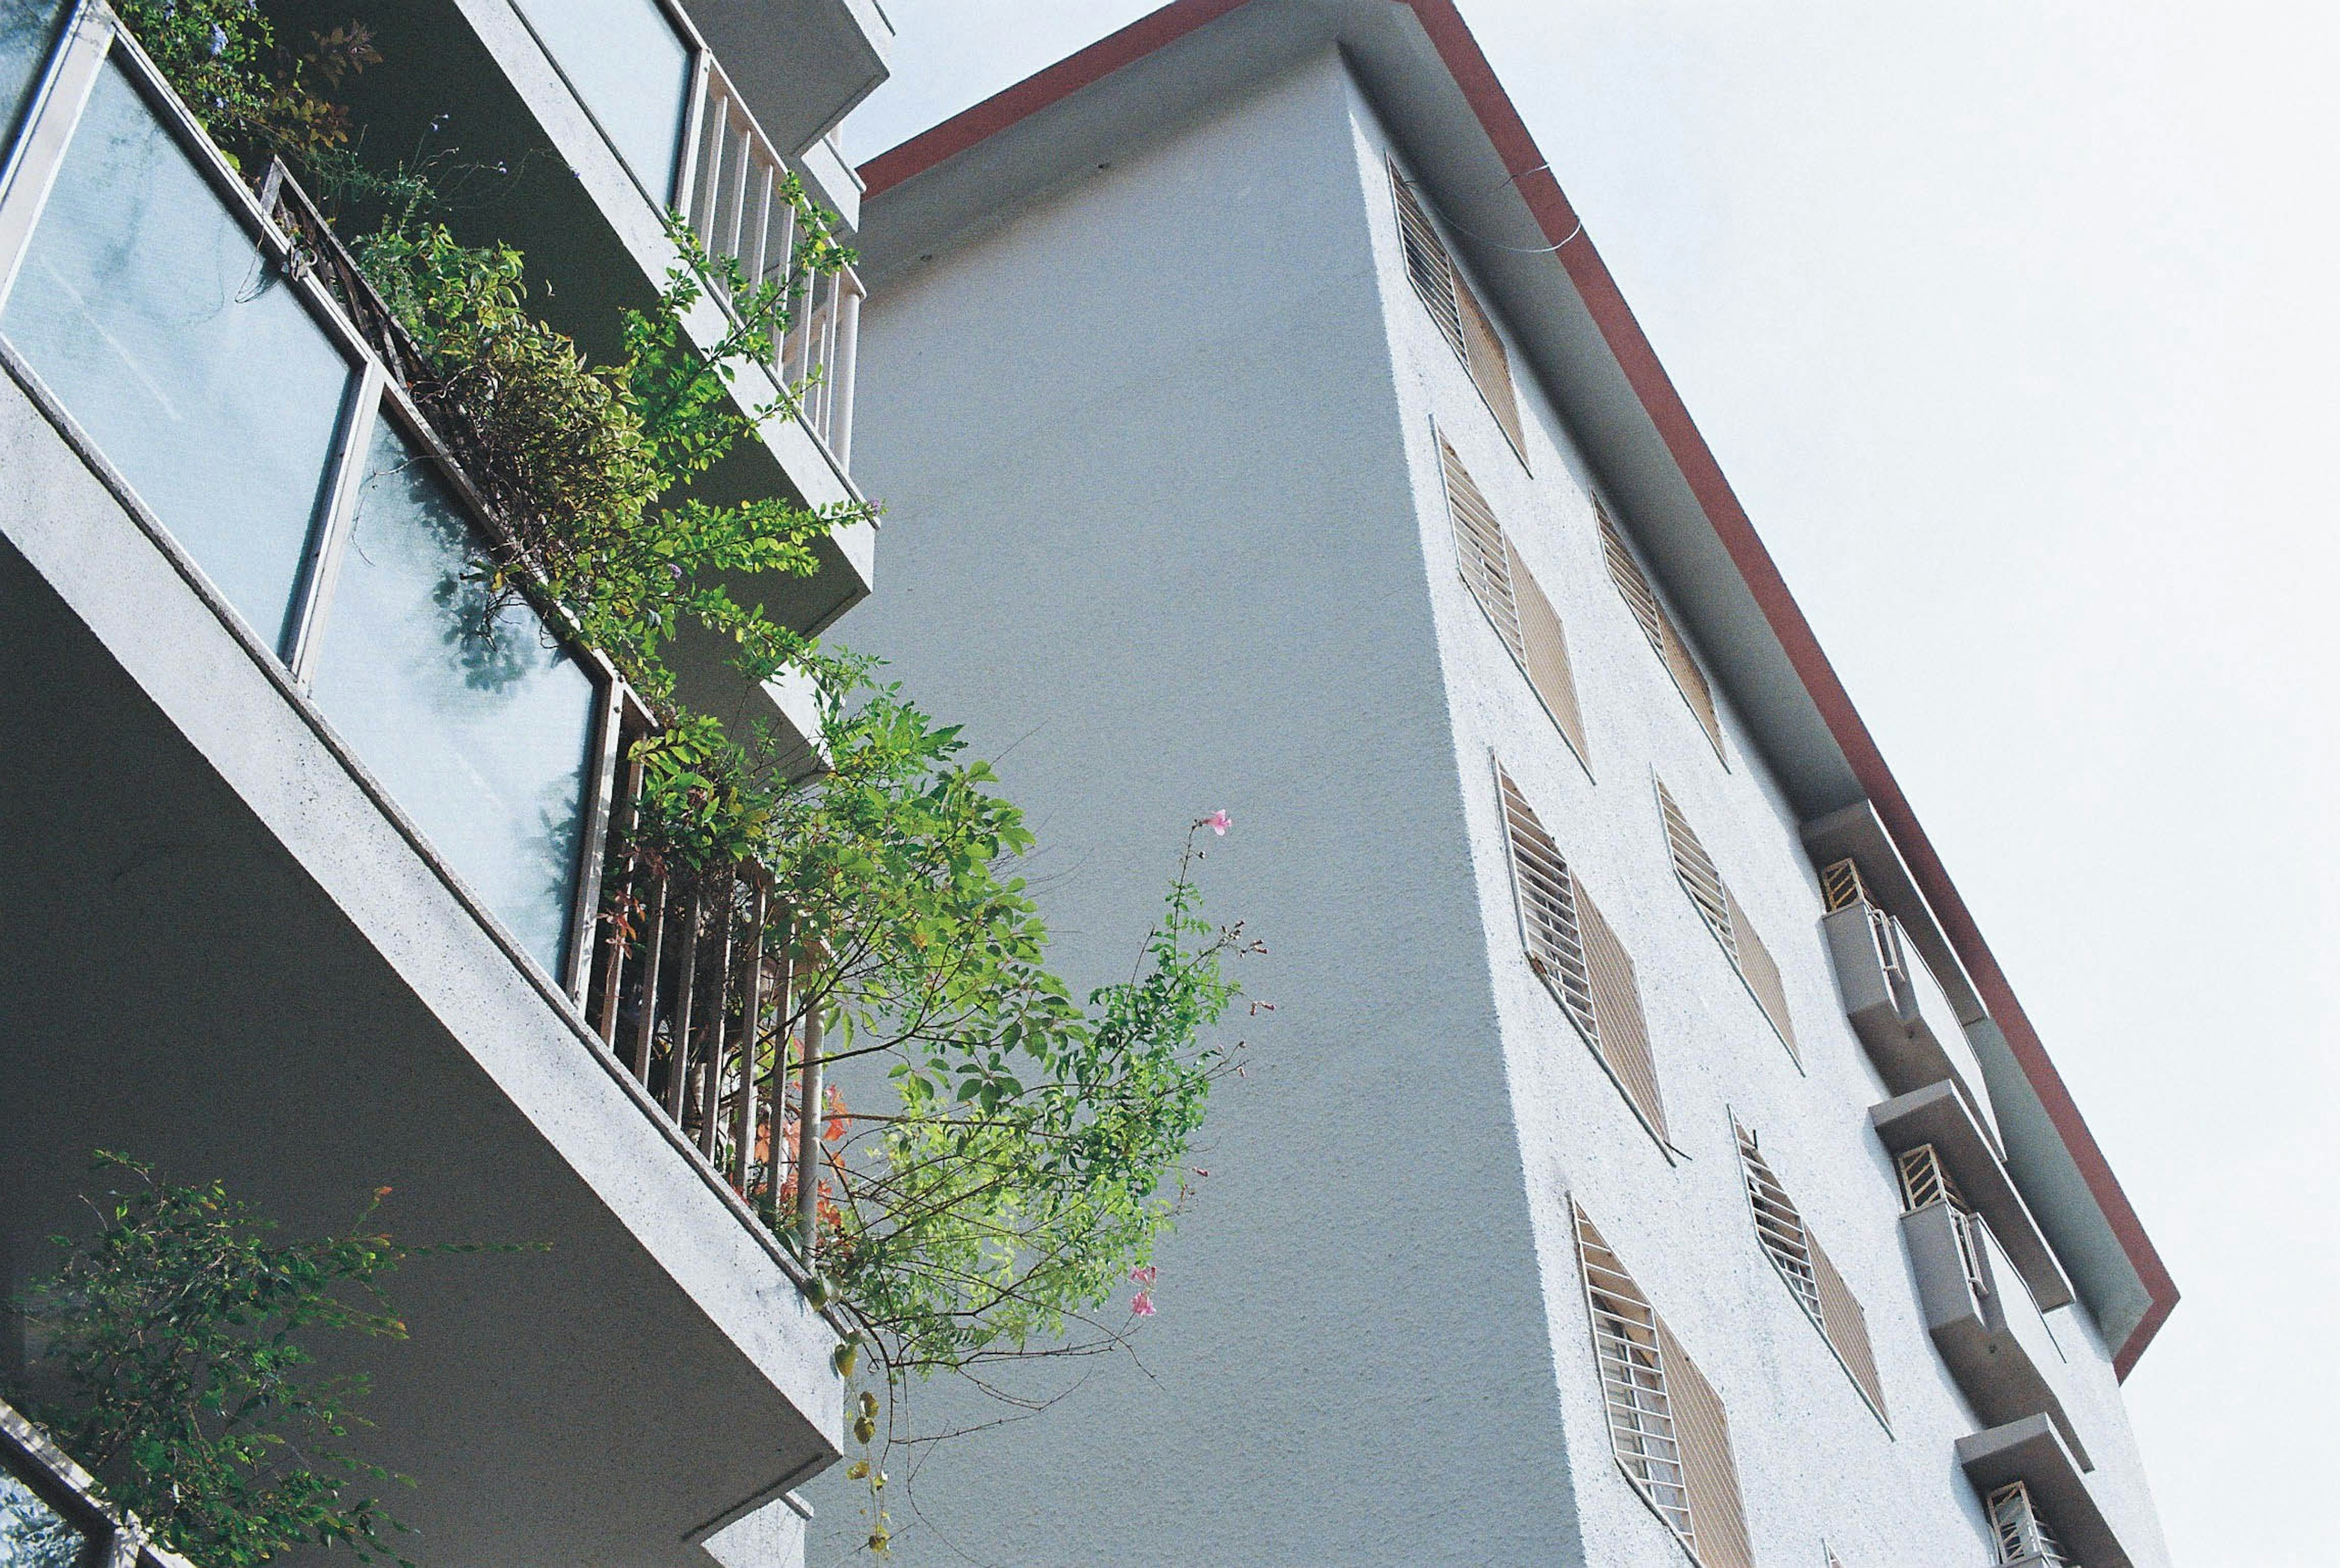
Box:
[840,5,2340,1563]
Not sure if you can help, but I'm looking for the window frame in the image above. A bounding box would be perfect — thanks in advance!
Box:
[0,4,630,1003]
[1388,157,1531,471]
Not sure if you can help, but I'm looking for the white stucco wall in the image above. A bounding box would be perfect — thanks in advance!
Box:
[820,44,2169,1568]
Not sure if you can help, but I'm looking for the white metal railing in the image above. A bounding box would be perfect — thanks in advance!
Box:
[678,55,862,470]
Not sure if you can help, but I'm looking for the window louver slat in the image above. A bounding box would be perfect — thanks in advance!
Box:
[1735,1121,1888,1424]
[1577,889,1666,1141]
[1656,778,1735,956]
[1724,883,1797,1055]
[1657,778,1797,1060]
[1809,1233,1888,1420]
[1390,166,1467,362]
[1656,1316,1757,1568]
[1453,269,1529,457]
[1988,1481,2074,1567]
[1499,766,1665,1141]
[1598,507,1726,757]
[1508,537,1590,766]
[1442,440,1526,663]
[1439,441,1590,767]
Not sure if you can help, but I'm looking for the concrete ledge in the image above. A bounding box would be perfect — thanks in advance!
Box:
[1874,1082,2074,1310]
[1957,1414,2131,1568]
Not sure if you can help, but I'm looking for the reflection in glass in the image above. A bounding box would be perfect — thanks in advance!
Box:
[0,0,66,149]
[509,0,692,200]
[0,61,353,651]
[0,1465,87,1568]
[309,416,598,977]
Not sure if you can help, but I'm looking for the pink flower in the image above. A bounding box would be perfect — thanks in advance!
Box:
[1131,1290,1156,1318]
[1203,809,1232,836]
[1129,1265,1157,1285]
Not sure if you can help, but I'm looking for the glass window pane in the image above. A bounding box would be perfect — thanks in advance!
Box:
[0,0,66,150]
[0,61,353,651]
[309,416,598,977]
[0,1465,89,1568]
[510,0,692,200]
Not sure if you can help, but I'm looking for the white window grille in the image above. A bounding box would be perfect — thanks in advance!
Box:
[1597,506,1724,757]
[1655,778,1797,1060]
[1988,1480,2074,1566]
[1389,163,1529,459]
[1733,1120,1890,1422]
[1497,765,1665,1141]
[1572,1201,1754,1568]
[1897,1144,1991,1301]
[1441,439,1587,765]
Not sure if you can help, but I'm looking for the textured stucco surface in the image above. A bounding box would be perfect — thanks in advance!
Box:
[817,41,2171,1568]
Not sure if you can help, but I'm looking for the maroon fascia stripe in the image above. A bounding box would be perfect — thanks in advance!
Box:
[858,0,2179,1376]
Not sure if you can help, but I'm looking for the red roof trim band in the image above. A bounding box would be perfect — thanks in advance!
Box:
[859,0,2177,1377]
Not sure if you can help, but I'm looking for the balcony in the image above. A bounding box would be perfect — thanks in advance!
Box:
[1958,1415,2134,1568]
[1899,1197,2088,1470]
[1874,1082,2073,1310]
[272,0,876,636]
[1820,870,2002,1149]
[0,12,840,1561]
[0,1396,185,1568]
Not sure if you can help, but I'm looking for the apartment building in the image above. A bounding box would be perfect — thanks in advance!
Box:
[812,2,2179,1564]
[0,1,886,1563]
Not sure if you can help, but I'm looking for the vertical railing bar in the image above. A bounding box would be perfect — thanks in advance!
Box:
[831,274,861,469]
[741,163,773,319]
[794,951,824,1260]
[768,194,798,377]
[697,878,736,1158]
[731,882,769,1190]
[629,873,668,1082]
[558,675,628,1004]
[718,112,750,294]
[665,887,704,1123]
[828,266,856,442]
[594,742,648,1043]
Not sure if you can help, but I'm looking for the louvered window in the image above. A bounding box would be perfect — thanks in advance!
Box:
[1573,1202,1754,1568]
[1655,778,1797,1059]
[1734,1121,1889,1423]
[1598,506,1725,759]
[1442,440,1587,765]
[1498,764,1665,1141]
[1988,1481,2074,1566]
[1391,163,1529,461]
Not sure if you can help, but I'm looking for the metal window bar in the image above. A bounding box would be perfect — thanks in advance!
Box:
[1658,776,1796,1058]
[1389,161,1467,363]
[678,54,865,469]
[1442,438,1588,765]
[1898,1144,1990,1300]
[1734,1121,1823,1321]
[1987,1481,2074,1567]
[1572,1202,1696,1547]
[1441,436,1525,664]
[1896,1143,1970,1213]
[1496,761,1668,1141]
[1820,856,1871,913]
[1736,1119,1888,1421]
[1497,763,1597,1042]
